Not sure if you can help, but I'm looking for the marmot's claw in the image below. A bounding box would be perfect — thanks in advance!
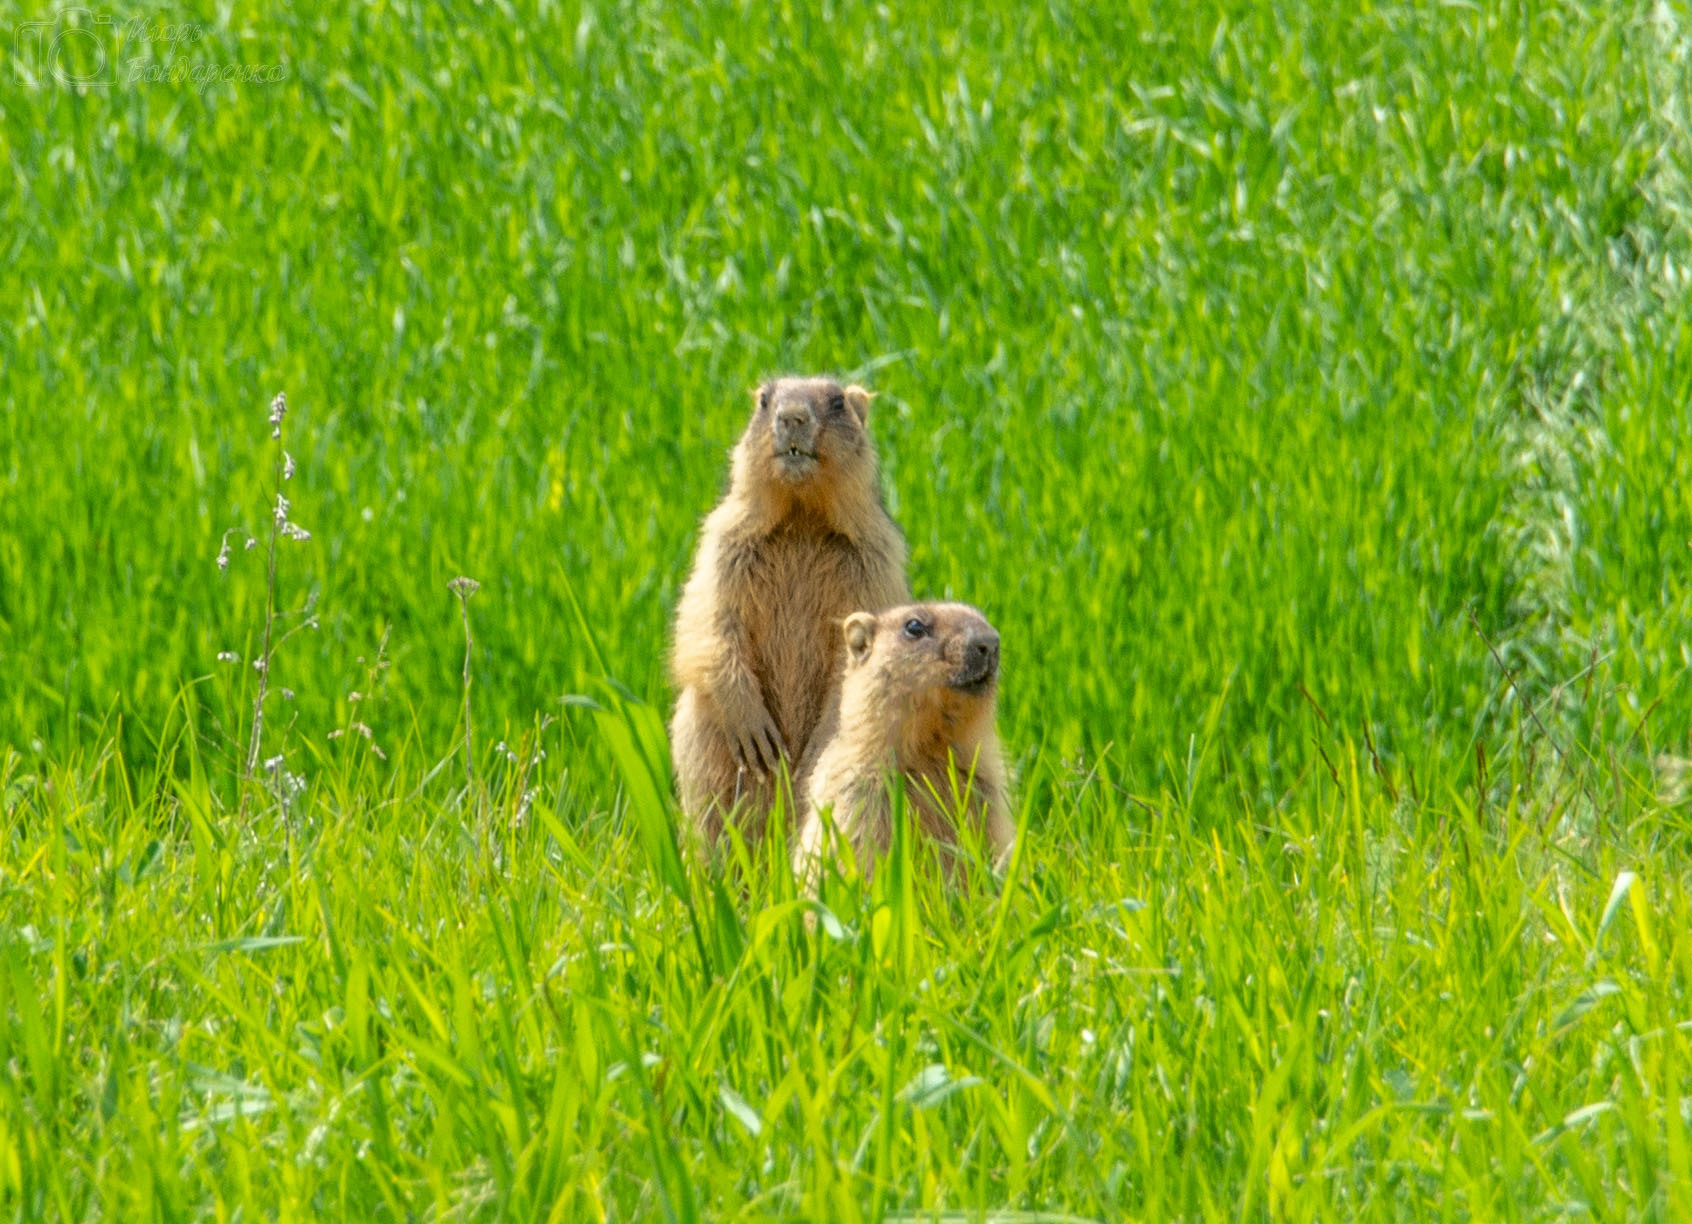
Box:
[731,735,757,776]
[747,726,777,775]
[734,721,783,777]
[759,726,787,775]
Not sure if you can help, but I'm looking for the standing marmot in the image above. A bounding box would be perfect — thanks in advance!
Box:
[793,602,1014,880]
[670,377,910,845]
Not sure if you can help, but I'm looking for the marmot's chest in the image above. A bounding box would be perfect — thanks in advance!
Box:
[740,529,872,742]
[743,527,866,611]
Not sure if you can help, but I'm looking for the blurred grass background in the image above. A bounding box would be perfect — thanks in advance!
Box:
[3,0,1692,1218]
[2,0,1685,789]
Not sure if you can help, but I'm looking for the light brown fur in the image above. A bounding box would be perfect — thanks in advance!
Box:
[793,602,1014,881]
[670,376,909,846]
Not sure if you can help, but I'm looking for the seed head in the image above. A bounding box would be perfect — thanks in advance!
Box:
[449,576,481,600]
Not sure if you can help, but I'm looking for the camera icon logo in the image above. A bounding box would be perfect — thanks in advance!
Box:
[14,9,116,88]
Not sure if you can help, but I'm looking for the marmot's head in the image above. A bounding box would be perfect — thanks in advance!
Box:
[740,376,876,488]
[838,603,1001,752]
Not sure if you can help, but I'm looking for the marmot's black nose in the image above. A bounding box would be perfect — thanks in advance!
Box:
[954,630,1000,690]
[775,406,812,433]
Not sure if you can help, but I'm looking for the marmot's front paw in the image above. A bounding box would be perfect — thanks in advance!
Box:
[730,708,786,777]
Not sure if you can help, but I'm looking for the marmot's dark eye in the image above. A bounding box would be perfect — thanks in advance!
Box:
[829,394,847,416]
[902,618,928,640]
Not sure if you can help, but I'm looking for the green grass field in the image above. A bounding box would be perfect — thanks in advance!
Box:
[4,0,1692,1217]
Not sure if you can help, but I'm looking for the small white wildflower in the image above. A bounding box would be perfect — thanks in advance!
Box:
[245,538,258,550]
[283,452,296,481]
[264,754,285,772]
[329,723,385,760]
[216,539,231,572]
[347,691,363,703]
[448,576,481,598]
[253,658,268,674]
[282,688,296,701]
[274,494,290,529]
[269,392,287,438]
[217,651,240,664]
[281,522,312,542]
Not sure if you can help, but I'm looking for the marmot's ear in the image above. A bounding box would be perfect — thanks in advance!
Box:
[843,384,876,425]
[842,612,878,664]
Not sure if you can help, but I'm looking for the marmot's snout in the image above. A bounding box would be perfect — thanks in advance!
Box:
[950,627,1000,693]
[768,389,823,481]
[772,402,818,458]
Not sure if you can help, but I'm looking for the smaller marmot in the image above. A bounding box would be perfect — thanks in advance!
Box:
[793,602,1014,881]
[670,377,910,846]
